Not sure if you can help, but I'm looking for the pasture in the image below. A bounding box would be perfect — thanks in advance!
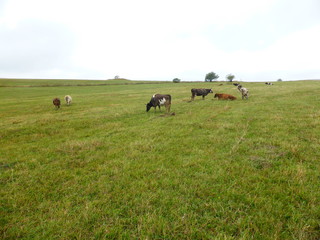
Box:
[0,79,319,239]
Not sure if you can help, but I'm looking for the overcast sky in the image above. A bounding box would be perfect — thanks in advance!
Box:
[1,0,320,81]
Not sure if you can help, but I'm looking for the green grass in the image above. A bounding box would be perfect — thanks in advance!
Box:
[1,79,319,239]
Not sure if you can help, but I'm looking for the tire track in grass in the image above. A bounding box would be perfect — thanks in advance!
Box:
[229,117,253,155]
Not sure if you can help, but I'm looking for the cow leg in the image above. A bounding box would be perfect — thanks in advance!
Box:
[165,103,170,113]
[202,95,205,100]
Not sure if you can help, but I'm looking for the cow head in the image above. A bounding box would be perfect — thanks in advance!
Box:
[214,93,218,98]
[209,89,213,93]
[146,102,153,112]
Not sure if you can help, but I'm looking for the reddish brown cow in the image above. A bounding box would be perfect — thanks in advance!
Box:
[53,98,61,109]
[214,93,237,100]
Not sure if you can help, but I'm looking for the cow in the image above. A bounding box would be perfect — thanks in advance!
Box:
[214,93,237,100]
[191,88,213,101]
[64,95,72,105]
[237,85,249,100]
[265,82,273,85]
[233,83,239,86]
[53,98,61,109]
[146,94,171,113]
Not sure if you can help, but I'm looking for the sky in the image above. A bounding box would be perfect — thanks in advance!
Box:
[0,0,320,81]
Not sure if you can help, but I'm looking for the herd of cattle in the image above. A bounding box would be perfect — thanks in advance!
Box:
[145,84,250,113]
[53,95,72,109]
[53,82,273,112]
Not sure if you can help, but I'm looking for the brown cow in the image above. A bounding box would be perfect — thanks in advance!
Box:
[53,98,61,109]
[214,93,237,100]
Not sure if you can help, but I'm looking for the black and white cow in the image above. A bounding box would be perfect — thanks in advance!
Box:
[146,94,171,113]
[191,88,213,101]
[265,82,273,85]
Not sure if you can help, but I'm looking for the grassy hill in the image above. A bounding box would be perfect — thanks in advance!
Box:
[0,79,319,239]
[0,78,168,87]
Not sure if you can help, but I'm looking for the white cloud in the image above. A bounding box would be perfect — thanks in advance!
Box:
[223,25,320,80]
[0,19,75,77]
[0,0,319,80]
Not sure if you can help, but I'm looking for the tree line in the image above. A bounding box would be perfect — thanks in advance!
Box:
[205,72,235,82]
[173,72,235,83]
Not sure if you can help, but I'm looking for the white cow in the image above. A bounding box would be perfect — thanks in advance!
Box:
[237,85,249,100]
[64,95,72,105]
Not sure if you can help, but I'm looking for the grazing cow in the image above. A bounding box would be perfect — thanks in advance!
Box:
[265,82,273,85]
[191,88,213,101]
[53,98,61,109]
[233,83,239,86]
[214,93,237,100]
[146,94,171,113]
[64,95,72,105]
[237,85,249,100]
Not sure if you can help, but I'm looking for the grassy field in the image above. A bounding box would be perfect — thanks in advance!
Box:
[0,79,319,239]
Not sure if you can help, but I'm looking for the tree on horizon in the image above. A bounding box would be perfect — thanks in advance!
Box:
[205,72,219,82]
